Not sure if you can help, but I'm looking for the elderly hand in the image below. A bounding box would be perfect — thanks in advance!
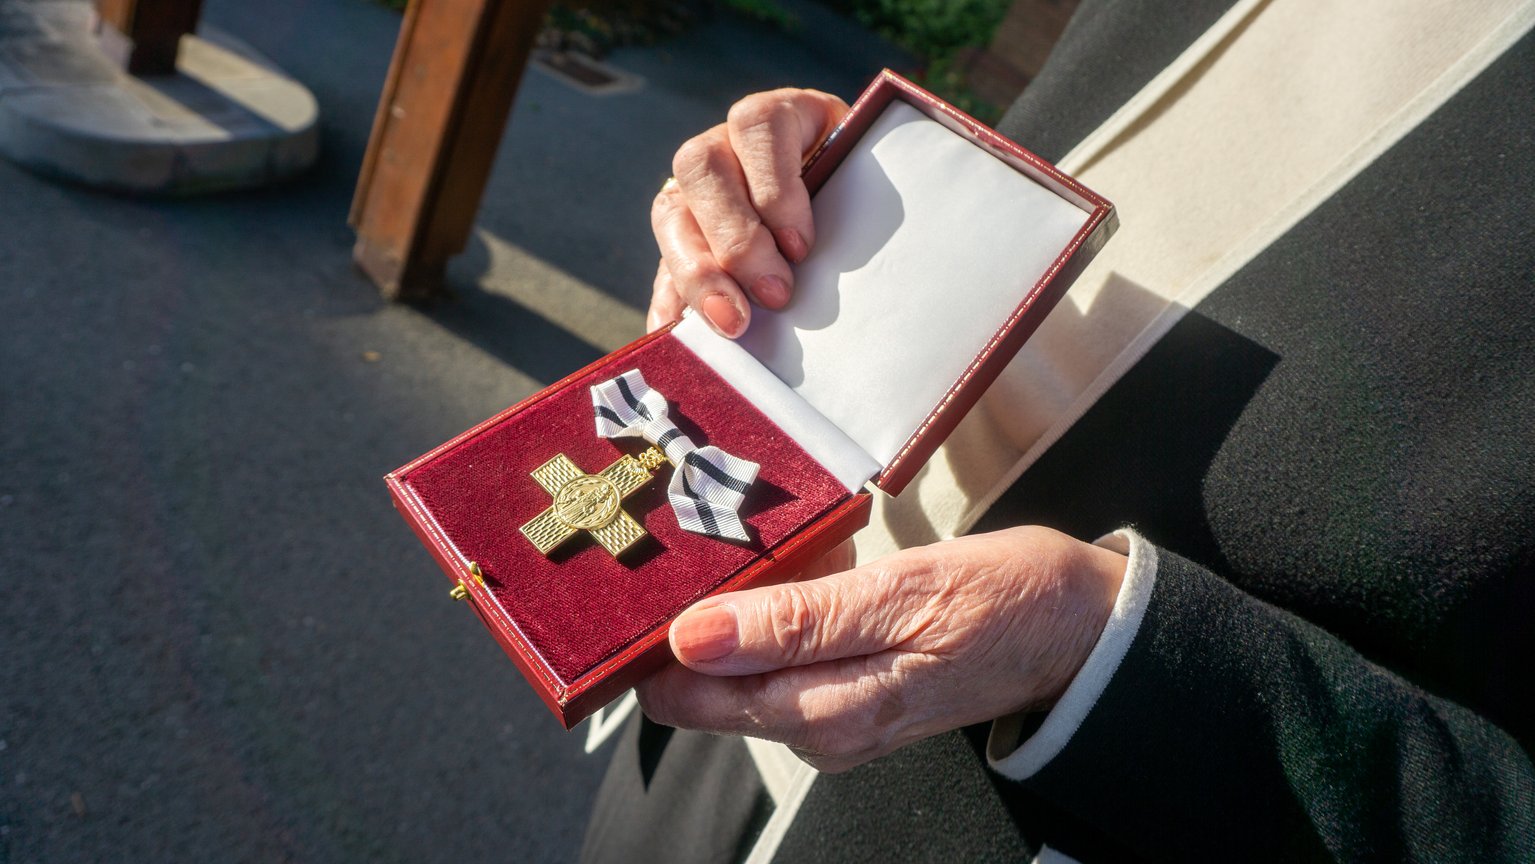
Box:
[649,88,850,336]
[635,526,1127,773]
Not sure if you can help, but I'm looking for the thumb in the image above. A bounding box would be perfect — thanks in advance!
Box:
[668,566,904,676]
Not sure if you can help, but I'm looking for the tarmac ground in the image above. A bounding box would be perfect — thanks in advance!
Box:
[0,0,906,860]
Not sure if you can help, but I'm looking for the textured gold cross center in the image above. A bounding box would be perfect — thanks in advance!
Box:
[519,447,667,557]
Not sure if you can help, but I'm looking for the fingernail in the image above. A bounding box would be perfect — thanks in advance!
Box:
[774,228,808,263]
[752,274,790,308]
[701,294,746,337]
[672,605,739,663]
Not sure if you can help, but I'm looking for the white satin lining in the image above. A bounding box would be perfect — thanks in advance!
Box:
[673,314,878,492]
[673,99,1090,493]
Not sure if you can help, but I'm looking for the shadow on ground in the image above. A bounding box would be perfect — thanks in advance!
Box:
[0,0,907,861]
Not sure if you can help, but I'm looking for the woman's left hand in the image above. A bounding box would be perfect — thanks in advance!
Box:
[635,525,1128,772]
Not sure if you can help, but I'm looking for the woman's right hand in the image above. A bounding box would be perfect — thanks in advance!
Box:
[648,88,850,336]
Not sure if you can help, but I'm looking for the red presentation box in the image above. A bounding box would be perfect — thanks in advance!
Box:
[386,71,1117,728]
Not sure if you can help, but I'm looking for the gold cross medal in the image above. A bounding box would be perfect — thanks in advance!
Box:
[519,446,668,557]
[518,370,761,559]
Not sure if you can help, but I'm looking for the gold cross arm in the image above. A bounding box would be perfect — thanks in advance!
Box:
[519,446,669,557]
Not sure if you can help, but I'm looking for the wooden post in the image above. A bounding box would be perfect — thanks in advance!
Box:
[349,0,552,301]
[95,0,205,76]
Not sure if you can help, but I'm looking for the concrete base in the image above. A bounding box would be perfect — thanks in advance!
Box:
[0,0,318,194]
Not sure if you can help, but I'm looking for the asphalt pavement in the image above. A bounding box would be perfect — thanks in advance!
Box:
[0,0,906,861]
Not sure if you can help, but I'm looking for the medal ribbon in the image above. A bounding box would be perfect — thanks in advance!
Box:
[591,370,759,542]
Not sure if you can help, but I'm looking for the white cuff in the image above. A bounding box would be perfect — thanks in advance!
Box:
[986,528,1160,780]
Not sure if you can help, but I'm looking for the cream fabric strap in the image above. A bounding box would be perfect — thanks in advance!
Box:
[744,2,1535,862]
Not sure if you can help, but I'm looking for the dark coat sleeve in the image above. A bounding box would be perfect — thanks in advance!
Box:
[1015,545,1535,862]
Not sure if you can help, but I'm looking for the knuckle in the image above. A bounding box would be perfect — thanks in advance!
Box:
[712,230,762,274]
[727,92,787,132]
[749,180,792,218]
[726,95,803,215]
[666,254,718,289]
[764,584,820,663]
[672,132,728,183]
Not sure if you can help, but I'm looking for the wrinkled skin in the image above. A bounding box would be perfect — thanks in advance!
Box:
[649,88,848,336]
[638,528,1127,773]
[641,89,1128,772]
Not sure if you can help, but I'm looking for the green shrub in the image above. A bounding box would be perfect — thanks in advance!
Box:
[816,0,1008,123]
[852,0,1010,58]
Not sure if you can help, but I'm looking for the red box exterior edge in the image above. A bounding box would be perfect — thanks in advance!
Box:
[386,71,1115,729]
[386,324,874,729]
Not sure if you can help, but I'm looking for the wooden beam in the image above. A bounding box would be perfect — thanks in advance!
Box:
[350,0,552,301]
[95,0,205,76]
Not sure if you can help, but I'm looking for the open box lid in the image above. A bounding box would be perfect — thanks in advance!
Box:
[673,71,1117,497]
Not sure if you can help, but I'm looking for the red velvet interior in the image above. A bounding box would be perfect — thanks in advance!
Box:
[402,334,852,686]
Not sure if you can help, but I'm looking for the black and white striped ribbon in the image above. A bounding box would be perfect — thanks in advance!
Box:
[591,370,759,542]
